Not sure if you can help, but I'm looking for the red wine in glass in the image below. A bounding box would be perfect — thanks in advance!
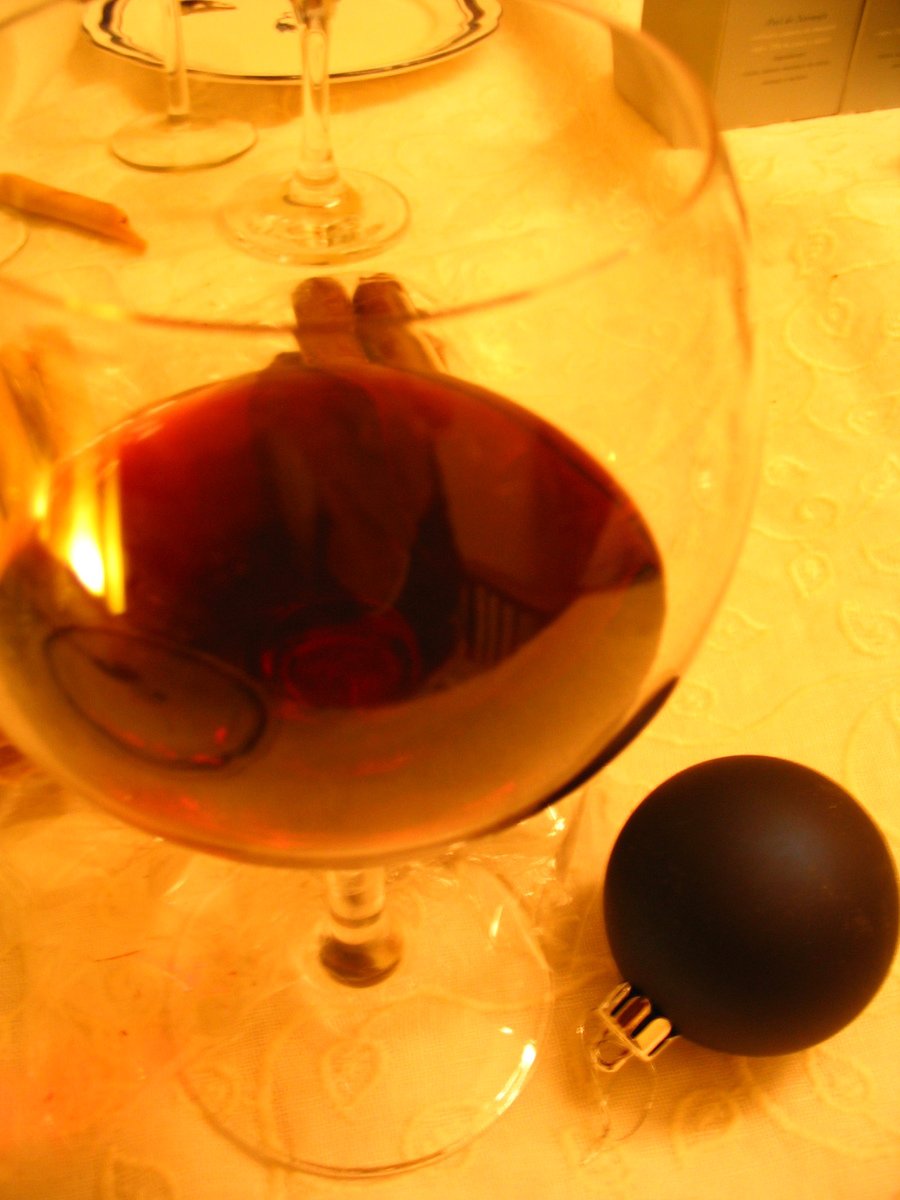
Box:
[0,358,665,864]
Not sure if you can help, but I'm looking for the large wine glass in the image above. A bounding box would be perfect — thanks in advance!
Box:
[0,0,761,1178]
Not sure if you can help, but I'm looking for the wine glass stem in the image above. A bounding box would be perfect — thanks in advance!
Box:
[288,0,348,208]
[320,867,403,986]
[162,0,191,123]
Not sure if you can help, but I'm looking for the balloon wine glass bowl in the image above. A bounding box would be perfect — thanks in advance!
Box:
[0,0,759,1177]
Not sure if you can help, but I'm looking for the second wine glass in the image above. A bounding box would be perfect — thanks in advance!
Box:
[220,0,409,263]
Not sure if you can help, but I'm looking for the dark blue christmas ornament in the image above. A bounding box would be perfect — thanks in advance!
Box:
[601,756,899,1058]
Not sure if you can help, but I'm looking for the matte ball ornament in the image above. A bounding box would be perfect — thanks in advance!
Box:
[603,756,899,1056]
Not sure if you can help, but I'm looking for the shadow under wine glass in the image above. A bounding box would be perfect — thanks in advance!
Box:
[110,0,256,169]
[0,0,761,1179]
[0,211,28,264]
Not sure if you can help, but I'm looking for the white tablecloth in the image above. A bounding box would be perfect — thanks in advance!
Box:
[1,2,898,1197]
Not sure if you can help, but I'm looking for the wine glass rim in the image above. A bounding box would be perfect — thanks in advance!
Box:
[0,0,734,335]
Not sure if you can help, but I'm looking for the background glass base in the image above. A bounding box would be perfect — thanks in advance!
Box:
[110,113,256,171]
[220,168,410,264]
[168,857,550,1177]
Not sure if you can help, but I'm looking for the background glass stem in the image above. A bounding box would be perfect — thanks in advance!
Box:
[288,0,346,206]
[162,0,190,123]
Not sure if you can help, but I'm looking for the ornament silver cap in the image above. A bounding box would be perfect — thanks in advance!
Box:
[582,981,676,1073]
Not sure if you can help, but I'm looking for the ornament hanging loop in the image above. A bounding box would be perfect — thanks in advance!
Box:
[576,982,677,1155]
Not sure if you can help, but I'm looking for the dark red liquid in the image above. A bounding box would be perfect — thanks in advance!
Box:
[0,359,666,863]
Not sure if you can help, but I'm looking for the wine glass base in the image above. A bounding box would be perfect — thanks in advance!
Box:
[167,856,550,1177]
[110,114,256,171]
[220,169,410,264]
[0,210,28,264]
